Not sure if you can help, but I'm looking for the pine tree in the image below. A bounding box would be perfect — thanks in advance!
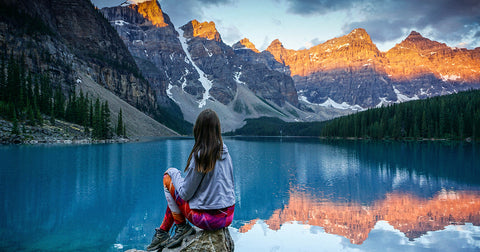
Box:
[89,100,93,127]
[421,111,427,138]
[6,55,20,106]
[26,104,35,126]
[53,87,65,119]
[116,109,123,137]
[93,98,101,139]
[11,109,20,135]
[49,104,55,125]
[102,101,111,139]
[35,105,43,125]
[459,113,464,140]
[0,51,5,102]
[25,73,33,109]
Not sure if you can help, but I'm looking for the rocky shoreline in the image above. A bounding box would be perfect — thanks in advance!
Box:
[0,117,130,145]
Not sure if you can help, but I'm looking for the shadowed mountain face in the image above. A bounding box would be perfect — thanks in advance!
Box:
[101,0,307,131]
[102,1,299,108]
[0,0,179,136]
[101,1,203,106]
[266,29,480,108]
[0,0,156,110]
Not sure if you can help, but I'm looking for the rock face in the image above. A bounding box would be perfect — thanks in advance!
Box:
[102,1,308,131]
[101,2,204,105]
[266,29,395,108]
[233,38,260,53]
[180,19,238,105]
[181,19,299,107]
[384,31,480,99]
[266,29,480,108]
[0,0,171,133]
[184,20,222,42]
[233,39,291,76]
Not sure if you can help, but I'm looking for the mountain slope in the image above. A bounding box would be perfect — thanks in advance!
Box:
[384,31,480,98]
[266,29,480,108]
[0,0,177,136]
[101,1,349,131]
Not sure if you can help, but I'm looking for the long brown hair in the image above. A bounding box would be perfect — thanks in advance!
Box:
[185,109,223,173]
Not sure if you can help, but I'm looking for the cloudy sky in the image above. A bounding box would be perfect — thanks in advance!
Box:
[91,0,480,51]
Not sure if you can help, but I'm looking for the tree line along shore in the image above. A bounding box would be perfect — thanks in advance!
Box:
[0,54,127,144]
[230,89,480,142]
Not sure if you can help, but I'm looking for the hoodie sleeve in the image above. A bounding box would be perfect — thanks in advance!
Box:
[165,161,204,201]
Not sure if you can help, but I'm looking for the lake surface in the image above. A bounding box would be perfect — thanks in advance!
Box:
[1,138,479,251]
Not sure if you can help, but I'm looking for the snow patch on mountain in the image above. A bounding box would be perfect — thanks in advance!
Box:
[376,97,391,108]
[393,86,419,102]
[298,95,313,105]
[121,0,149,6]
[319,98,364,111]
[234,72,245,85]
[112,20,129,26]
[178,29,213,108]
[203,44,213,57]
[440,74,461,82]
[166,83,177,103]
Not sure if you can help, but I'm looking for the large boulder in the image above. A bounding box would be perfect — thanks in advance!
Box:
[168,227,234,252]
[127,227,234,252]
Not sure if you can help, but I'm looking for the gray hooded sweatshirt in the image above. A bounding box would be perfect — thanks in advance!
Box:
[165,143,235,210]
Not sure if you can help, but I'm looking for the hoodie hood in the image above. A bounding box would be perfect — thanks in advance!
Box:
[220,143,229,160]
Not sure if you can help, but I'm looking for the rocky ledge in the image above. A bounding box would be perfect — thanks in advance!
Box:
[127,227,234,252]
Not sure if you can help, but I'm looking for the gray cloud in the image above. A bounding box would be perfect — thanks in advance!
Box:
[286,0,480,47]
[285,0,358,15]
[91,0,233,27]
[213,20,242,44]
[159,0,233,28]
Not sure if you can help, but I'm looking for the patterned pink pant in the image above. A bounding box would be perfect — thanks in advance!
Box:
[160,174,235,231]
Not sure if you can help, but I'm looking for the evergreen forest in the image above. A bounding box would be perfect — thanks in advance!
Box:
[321,90,480,141]
[0,54,126,139]
[232,89,480,141]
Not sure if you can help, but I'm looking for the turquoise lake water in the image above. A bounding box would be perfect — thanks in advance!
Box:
[1,138,479,251]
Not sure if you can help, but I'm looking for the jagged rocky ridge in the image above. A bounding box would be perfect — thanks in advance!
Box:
[101,1,349,131]
[101,0,480,129]
[266,29,480,108]
[0,0,176,137]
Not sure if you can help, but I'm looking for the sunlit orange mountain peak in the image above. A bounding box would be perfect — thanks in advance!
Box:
[265,28,383,76]
[400,31,448,51]
[265,39,290,65]
[385,31,480,82]
[182,19,222,42]
[233,38,260,53]
[127,0,168,28]
[240,190,480,245]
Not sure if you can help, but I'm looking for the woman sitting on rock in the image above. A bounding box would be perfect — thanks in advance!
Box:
[147,109,235,251]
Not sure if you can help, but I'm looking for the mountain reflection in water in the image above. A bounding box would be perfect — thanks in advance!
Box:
[228,139,480,250]
[239,190,480,245]
[1,139,479,251]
